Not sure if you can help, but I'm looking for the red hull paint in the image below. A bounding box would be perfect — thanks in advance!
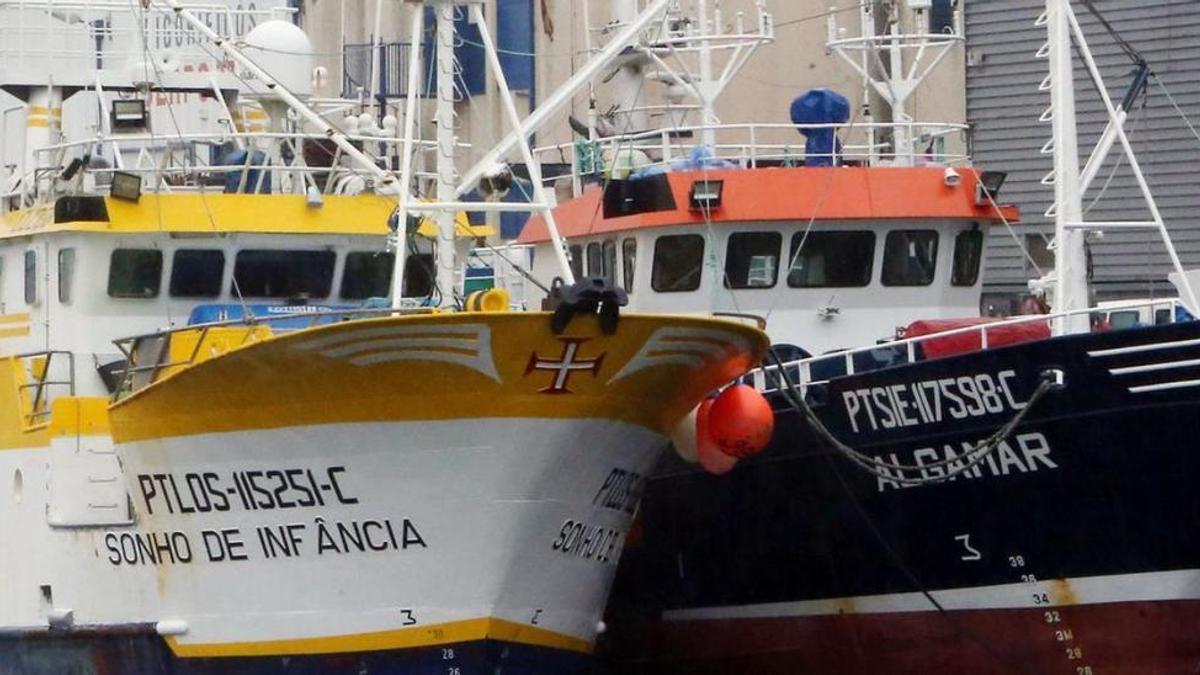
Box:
[600,601,1200,674]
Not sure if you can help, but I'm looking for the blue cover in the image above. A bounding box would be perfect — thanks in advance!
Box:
[187,304,358,330]
[790,89,850,167]
[221,149,271,194]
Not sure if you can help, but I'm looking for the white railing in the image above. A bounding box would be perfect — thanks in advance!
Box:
[464,244,536,310]
[17,130,452,204]
[0,1,293,76]
[535,121,970,195]
[751,298,1187,393]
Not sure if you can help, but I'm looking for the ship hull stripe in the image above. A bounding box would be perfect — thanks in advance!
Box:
[662,568,1200,621]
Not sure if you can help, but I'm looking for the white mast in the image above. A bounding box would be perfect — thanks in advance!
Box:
[434,1,458,308]
[611,0,650,133]
[828,1,963,166]
[1040,0,1198,331]
[1045,0,1089,334]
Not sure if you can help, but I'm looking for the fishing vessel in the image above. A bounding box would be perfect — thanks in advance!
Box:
[0,1,767,673]
[515,0,1200,672]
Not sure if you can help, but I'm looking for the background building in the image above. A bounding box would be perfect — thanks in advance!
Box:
[295,1,1200,309]
[965,0,1200,310]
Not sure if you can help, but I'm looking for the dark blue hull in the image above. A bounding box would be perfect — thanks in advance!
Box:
[601,321,1200,673]
[0,633,591,675]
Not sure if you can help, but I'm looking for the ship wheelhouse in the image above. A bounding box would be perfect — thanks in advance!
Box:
[0,193,442,399]
[520,166,1019,356]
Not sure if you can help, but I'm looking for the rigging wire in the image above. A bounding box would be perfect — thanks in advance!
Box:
[775,2,871,30]
[1077,0,1142,64]
[1154,75,1200,148]
[768,358,1045,674]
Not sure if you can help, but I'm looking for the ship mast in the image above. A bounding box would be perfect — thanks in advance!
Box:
[827,0,964,167]
[1041,0,1198,333]
[610,0,651,134]
[1045,0,1089,334]
[433,2,458,308]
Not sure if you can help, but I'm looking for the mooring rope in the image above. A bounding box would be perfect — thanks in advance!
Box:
[768,349,1057,487]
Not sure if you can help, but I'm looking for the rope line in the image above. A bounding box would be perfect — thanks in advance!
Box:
[768,348,1057,487]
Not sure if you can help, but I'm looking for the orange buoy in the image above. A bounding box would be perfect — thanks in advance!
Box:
[709,384,774,459]
[696,399,738,475]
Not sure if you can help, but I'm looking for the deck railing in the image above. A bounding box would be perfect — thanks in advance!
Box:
[17,130,453,205]
[111,307,438,399]
[749,299,1186,394]
[534,121,971,196]
[16,350,74,428]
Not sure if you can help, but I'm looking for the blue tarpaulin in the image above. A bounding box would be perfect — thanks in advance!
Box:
[790,89,850,167]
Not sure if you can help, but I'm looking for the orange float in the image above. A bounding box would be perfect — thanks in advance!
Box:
[696,399,738,475]
[708,384,774,459]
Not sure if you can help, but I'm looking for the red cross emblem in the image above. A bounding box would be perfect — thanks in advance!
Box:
[525,338,606,394]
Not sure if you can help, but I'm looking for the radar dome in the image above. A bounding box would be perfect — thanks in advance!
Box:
[244,20,314,99]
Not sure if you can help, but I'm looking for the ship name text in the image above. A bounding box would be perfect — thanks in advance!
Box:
[104,467,428,567]
[136,466,357,515]
[842,370,1024,434]
[592,468,645,515]
[875,431,1058,492]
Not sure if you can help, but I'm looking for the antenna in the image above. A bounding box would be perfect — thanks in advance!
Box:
[827,0,964,166]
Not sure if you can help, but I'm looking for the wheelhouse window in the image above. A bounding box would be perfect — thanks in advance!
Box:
[568,244,583,280]
[232,250,335,299]
[402,253,434,299]
[652,234,705,293]
[108,249,163,298]
[952,226,984,287]
[57,248,74,303]
[603,240,617,285]
[170,249,225,298]
[24,250,36,305]
[586,242,603,278]
[341,251,395,300]
[725,232,781,289]
[788,231,875,288]
[622,238,637,293]
[882,230,939,287]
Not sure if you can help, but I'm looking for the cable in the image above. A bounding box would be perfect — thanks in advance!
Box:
[776,2,870,30]
[767,346,1045,675]
[1078,0,1142,64]
[1154,75,1200,148]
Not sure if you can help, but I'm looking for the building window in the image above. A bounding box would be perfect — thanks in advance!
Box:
[24,250,36,305]
[170,249,225,298]
[108,249,163,298]
[602,240,617,285]
[403,253,435,299]
[788,231,875,288]
[1025,234,1054,274]
[57,248,75,304]
[725,232,781,289]
[232,250,335,299]
[586,242,603,278]
[341,252,395,300]
[622,238,637,293]
[882,230,939,287]
[952,226,984,287]
[652,234,705,293]
[569,244,583,280]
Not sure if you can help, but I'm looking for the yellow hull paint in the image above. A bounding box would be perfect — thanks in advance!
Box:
[166,617,591,658]
[1,194,397,238]
[1,194,494,239]
[109,312,766,443]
